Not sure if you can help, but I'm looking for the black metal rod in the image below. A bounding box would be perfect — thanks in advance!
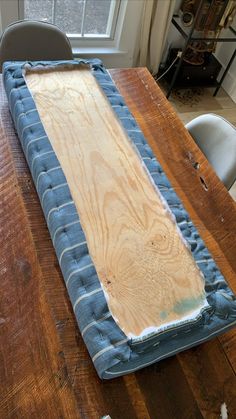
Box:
[191,36,235,42]
[171,18,188,39]
[166,0,205,99]
[214,47,236,96]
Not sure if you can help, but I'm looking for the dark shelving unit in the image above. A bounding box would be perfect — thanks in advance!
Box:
[166,0,236,98]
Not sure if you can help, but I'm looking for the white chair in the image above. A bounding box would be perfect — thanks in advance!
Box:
[0,20,73,71]
[186,113,236,190]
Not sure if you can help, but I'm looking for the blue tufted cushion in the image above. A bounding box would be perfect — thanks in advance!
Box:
[3,59,236,379]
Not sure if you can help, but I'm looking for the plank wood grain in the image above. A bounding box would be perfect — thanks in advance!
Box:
[109,68,236,295]
[25,66,207,338]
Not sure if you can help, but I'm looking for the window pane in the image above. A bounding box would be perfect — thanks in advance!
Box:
[24,0,114,36]
[83,0,112,35]
[54,0,83,34]
[24,0,54,23]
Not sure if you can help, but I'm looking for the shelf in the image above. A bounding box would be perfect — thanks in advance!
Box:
[166,9,236,99]
[172,14,236,42]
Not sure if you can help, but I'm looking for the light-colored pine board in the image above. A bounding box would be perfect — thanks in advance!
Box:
[25,66,207,338]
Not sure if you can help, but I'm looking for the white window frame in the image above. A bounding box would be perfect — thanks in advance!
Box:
[19,0,121,41]
[0,0,144,68]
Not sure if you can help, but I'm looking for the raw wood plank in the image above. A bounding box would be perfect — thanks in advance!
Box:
[110,68,236,293]
[25,66,207,338]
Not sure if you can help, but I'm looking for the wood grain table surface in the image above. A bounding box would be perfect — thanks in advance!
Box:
[0,67,236,419]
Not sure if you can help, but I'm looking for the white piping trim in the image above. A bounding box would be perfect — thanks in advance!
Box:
[21,121,41,138]
[196,259,214,264]
[47,200,74,224]
[207,279,225,288]
[66,263,94,286]
[92,338,128,363]
[59,241,87,265]
[36,165,61,190]
[142,156,156,161]
[41,182,67,206]
[16,108,37,130]
[99,82,114,86]
[31,150,54,172]
[73,288,102,311]
[9,85,26,101]
[158,185,174,191]
[82,313,112,337]
[53,220,80,244]
[26,135,47,156]
[178,220,192,226]
[104,320,236,376]
[13,96,32,117]
[118,116,134,120]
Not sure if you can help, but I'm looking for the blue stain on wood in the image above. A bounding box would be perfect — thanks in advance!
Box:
[160,311,168,320]
[173,294,206,315]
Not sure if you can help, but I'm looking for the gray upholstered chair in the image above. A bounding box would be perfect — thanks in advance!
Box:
[186,113,236,190]
[0,20,73,71]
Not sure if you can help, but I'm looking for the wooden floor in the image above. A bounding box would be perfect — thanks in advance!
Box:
[168,87,236,127]
[166,86,236,200]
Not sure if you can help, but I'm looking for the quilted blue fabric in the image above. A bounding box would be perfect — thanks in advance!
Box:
[3,59,236,379]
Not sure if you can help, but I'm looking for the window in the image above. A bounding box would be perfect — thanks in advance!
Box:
[22,0,120,39]
[0,0,144,68]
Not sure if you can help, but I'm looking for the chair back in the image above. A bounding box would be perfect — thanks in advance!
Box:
[0,20,73,70]
[186,113,236,190]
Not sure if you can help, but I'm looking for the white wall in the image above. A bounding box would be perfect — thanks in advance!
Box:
[161,0,183,65]
[214,18,236,103]
[0,0,19,28]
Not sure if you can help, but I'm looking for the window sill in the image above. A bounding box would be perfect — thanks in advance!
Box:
[72,47,127,57]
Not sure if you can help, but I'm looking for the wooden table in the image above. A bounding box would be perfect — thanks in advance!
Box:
[0,68,236,419]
